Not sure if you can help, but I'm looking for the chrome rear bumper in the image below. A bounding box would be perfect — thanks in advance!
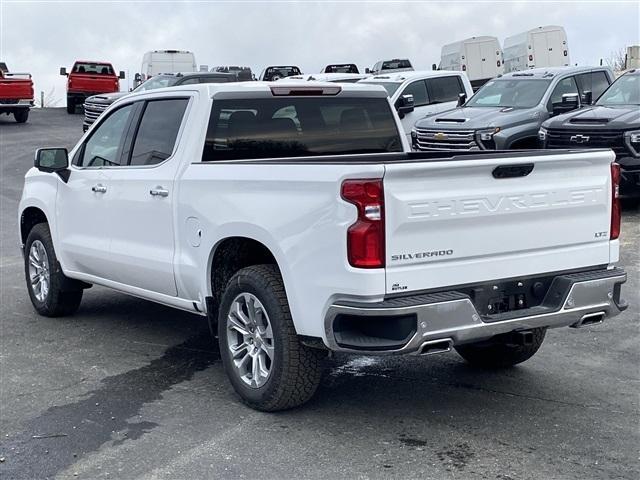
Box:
[324,268,627,355]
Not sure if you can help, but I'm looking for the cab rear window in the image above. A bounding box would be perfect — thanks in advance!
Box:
[202,97,402,161]
[73,63,114,75]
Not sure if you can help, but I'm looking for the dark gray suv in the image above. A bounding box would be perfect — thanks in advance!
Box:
[412,66,613,151]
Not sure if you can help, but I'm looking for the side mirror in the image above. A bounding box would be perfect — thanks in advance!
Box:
[395,94,415,118]
[432,63,437,71]
[582,90,593,105]
[457,92,467,107]
[365,68,371,74]
[134,73,142,82]
[119,71,126,79]
[552,93,579,116]
[35,148,69,173]
[59,67,67,76]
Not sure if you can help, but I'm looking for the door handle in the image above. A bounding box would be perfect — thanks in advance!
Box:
[91,184,107,193]
[149,186,169,197]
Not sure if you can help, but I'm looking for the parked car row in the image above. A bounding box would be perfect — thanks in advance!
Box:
[410,66,639,197]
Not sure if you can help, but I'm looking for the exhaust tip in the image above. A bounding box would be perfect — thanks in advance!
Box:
[418,339,453,356]
[571,312,605,329]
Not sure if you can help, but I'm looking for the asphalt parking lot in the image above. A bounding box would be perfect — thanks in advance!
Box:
[1,108,638,480]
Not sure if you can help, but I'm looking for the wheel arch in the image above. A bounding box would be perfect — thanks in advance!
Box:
[207,236,282,313]
[20,206,49,250]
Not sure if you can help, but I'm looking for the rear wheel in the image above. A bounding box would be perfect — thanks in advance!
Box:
[24,223,83,317]
[14,109,29,123]
[455,328,546,368]
[218,264,324,411]
[66,98,75,114]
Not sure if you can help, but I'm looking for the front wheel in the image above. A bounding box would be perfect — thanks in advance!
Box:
[455,328,546,368]
[218,264,324,411]
[14,109,29,123]
[24,223,83,317]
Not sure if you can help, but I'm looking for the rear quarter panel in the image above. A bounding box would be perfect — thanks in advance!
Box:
[176,161,388,338]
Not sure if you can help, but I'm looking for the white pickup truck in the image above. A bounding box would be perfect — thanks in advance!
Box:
[19,82,627,411]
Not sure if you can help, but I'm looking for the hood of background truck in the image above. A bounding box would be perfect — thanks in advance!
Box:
[543,105,640,130]
[85,91,129,105]
[415,106,535,131]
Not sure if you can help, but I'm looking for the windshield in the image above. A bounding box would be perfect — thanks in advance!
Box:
[467,79,551,108]
[381,60,411,70]
[263,67,301,81]
[324,64,359,74]
[134,76,178,92]
[358,81,401,97]
[597,74,640,106]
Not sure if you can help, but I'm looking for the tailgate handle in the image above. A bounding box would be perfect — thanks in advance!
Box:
[492,163,534,179]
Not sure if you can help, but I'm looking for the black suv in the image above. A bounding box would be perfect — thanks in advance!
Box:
[82,72,237,131]
[540,70,640,198]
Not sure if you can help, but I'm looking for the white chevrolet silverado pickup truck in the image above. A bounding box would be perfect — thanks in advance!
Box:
[19,82,627,411]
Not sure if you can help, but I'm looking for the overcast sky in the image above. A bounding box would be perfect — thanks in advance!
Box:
[1,0,638,105]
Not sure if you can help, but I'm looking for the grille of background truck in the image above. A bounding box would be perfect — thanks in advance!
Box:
[546,129,627,156]
[414,128,480,151]
[83,101,109,125]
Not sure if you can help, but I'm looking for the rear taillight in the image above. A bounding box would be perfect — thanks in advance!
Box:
[341,179,385,268]
[529,54,534,61]
[462,65,467,71]
[610,163,621,240]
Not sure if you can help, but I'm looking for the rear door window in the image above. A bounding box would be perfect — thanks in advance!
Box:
[129,98,189,166]
[202,96,402,161]
[426,76,465,103]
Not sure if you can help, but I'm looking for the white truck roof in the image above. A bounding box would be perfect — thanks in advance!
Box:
[363,70,466,83]
[121,81,391,100]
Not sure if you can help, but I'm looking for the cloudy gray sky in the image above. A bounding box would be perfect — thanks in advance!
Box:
[1,0,638,105]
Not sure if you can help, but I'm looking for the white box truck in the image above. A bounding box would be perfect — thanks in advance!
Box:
[503,26,570,73]
[439,36,503,90]
[137,50,197,84]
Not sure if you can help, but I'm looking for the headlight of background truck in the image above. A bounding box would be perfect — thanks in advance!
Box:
[475,127,500,149]
[624,130,640,156]
[538,127,548,142]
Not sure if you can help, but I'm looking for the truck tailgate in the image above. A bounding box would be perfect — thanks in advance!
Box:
[0,79,33,99]
[70,74,117,93]
[383,150,615,294]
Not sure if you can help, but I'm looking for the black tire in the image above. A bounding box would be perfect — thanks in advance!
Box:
[66,99,75,114]
[455,328,546,368]
[14,109,29,123]
[217,264,324,411]
[24,223,83,317]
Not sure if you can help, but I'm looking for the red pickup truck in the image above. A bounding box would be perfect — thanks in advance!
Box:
[0,68,34,123]
[60,61,124,114]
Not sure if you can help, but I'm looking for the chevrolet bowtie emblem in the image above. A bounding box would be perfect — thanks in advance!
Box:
[570,134,590,144]
[434,132,448,140]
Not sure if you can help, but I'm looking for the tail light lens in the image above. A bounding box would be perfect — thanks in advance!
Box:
[529,54,534,61]
[610,163,621,240]
[341,179,385,268]
[462,65,467,71]
[497,60,501,67]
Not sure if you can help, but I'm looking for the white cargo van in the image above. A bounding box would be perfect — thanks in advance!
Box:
[503,26,570,73]
[139,50,197,81]
[439,36,503,90]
